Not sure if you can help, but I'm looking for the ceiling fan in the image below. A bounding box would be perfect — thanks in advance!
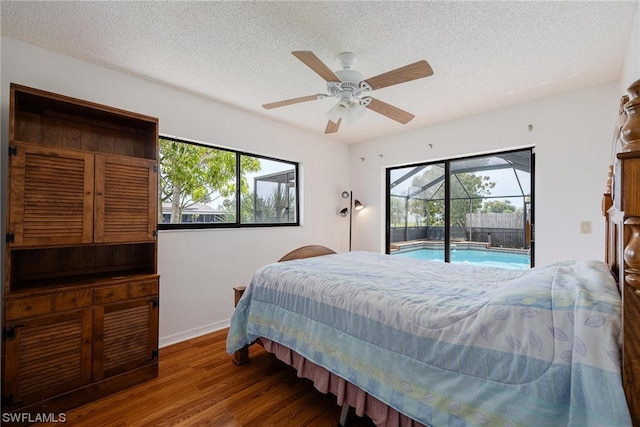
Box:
[262,51,434,134]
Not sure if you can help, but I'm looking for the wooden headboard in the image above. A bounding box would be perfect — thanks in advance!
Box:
[603,78,640,425]
[278,245,336,262]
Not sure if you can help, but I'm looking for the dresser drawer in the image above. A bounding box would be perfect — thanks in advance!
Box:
[129,279,158,298]
[94,284,129,304]
[54,289,93,312]
[5,295,52,320]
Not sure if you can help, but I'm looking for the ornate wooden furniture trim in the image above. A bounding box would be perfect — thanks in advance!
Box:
[604,78,640,426]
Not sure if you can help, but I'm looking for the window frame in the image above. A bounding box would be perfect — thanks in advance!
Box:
[158,135,300,230]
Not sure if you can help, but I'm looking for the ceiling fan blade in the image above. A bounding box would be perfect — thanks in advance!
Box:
[325,118,341,134]
[263,95,319,109]
[365,98,415,124]
[292,51,340,82]
[363,60,433,91]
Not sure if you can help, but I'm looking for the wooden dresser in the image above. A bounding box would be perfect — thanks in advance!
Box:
[2,84,159,419]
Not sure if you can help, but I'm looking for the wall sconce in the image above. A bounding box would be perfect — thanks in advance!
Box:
[340,191,364,251]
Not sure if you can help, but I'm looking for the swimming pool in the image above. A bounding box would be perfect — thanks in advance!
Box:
[392,248,530,270]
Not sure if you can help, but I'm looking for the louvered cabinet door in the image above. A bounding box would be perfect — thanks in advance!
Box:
[8,142,94,246]
[3,309,93,408]
[93,297,159,381]
[94,155,157,243]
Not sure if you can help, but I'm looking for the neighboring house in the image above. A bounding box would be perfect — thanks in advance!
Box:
[161,203,229,224]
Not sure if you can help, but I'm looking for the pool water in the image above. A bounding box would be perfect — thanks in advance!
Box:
[393,248,530,270]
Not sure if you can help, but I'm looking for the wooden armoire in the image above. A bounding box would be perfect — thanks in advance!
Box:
[2,84,159,419]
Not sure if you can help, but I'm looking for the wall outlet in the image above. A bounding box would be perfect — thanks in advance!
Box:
[580,221,592,234]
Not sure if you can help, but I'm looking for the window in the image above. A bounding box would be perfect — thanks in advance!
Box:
[158,136,298,229]
[386,148,533,269]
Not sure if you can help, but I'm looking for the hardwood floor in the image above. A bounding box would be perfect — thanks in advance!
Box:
[38,329,377,426]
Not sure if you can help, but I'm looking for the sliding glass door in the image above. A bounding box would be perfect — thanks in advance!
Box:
[386,148,533,269]
[389,162,446,261]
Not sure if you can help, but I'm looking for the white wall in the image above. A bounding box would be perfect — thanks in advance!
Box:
[0,37,350,347]
[621,3,640,91]
[348,82,621,266]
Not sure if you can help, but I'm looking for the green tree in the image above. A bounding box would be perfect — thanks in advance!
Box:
[404,166,445,227]
[236,186,296,223]
[266,185,295,222]
[390,196,408,227]
[481,200,516,213]
[449,174,495,227]
[159,138,261,223]
[405,167,495,228]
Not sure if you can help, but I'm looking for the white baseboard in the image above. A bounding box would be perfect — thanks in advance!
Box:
[159,320,230,348]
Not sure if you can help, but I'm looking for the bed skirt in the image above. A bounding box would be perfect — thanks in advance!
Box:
[261,338,426,427]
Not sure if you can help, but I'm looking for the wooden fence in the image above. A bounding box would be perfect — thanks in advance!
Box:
[465,212,526,229]
[391,213,531,249]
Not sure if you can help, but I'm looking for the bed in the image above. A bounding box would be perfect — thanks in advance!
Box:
[226,78,640,427]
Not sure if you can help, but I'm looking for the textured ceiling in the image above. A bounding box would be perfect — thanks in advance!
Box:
[1,1,638,144]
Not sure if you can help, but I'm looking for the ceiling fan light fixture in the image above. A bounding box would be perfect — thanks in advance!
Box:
[343,101,366,125]
[326,99,366,125]
[326,100,349,123]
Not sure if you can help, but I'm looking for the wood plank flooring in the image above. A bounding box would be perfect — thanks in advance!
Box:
[38,328,377,426]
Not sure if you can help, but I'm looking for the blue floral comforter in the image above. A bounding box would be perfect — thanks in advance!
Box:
[226,251,631,426]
